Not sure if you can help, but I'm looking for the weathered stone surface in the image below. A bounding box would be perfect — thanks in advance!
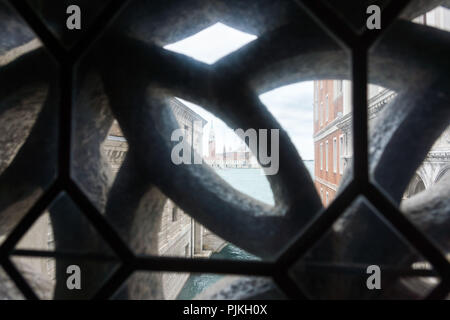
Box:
[0,0,448,300]
[0,261,53,300]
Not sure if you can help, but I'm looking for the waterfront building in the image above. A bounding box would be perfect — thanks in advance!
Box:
[313,7,450,205]
[204,123,260,169]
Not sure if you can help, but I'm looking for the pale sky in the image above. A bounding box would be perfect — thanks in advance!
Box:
[166,23,314,160]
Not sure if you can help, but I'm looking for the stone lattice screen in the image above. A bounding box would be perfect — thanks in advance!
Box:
[0,0,449,299]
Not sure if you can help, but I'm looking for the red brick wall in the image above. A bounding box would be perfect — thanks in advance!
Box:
[313,80,345,206]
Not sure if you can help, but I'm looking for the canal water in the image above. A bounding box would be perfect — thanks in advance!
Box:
[176,161,314,299]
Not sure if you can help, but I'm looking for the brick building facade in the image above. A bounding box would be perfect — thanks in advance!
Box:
[313,6,450,206]
[313,79,351,205]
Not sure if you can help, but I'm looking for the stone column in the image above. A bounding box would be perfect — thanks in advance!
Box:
[193,221,203,255]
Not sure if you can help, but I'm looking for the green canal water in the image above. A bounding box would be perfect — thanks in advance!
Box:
[176,244,259,300]
[176,162,314,299]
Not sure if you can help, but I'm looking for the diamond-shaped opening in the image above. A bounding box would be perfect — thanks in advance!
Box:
[289,196,440,299]
[111,271,284,300]
[26,0,113,49]
[0,265,26,299]
[11,192,120,299]
[0,0,58,247]
[163,22,257,64]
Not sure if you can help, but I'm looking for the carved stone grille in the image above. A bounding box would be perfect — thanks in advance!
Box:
[0,0,449,299]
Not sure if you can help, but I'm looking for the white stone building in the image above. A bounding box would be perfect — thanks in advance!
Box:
[14,98,226,300]
[103,98,227,299]
[204,124,260,169]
